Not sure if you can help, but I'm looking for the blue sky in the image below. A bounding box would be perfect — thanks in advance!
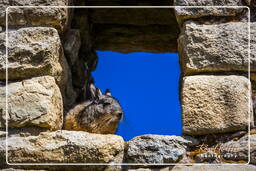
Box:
[92,51,181,141]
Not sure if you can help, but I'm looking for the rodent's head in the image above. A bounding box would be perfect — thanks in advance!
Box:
[80,84,123,134]
[97,93,123,121]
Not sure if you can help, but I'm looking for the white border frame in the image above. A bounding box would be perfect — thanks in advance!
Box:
[5,6,251,166]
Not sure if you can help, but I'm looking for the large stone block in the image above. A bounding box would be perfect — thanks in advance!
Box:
[127,165,256,171]
[251,22,256,74]
[0,0,71,33]
[178,21,253,75]
[94,24,179,53]
[90,9,176,25]
[0,130,124,170]
[87,3,179,53]
[0,76,63,130]
[0,27,68,88]
[182,75,251,135]
[126,134,198,164]
[174,0,245,25]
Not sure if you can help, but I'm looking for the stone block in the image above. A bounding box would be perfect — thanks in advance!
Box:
[126,134,198,164]
[174,0,244,25]
[178,21,253,75]
[182,75,251,135]
[0,130,124,170]
[0,0,71,33]
[0,27,68,89]
[0,76,63,130]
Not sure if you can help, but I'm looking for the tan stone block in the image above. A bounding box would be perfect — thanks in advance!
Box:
[0,130,124,169]
[182,75,251,135]
[178,21,254,75]
[0,76,63,130]
[0,27,67,86]
[0,0,70,33]
[174,0,244,25]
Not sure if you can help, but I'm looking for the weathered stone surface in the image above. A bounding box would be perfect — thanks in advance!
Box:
[244,0,250,6]
[182,75,251,135]
[0,26,74,106]
[72,8,93,52]
[91,9,176,25]
[0,131,5,138]
[1,131,124,167]
[1,169,45,171]
[63,29,81,66]
[0,76,63,130]
[128,165,256,171]
[0,0,70,33]
[174,0,243,6]
[86,0,172,6]
[220,134,256,164]
[171,165,256,171]
[251,22,256,72]
[252,89,256,125]
[72,58,89,89]
[174,0,244,25]
[0,27,68,88]
[68,8,98,97]
[126,134,199,164]
[89,6,179,53]
[94,24,179,53]
[63,70,77,109]
[1,169,46,171]
[178,21,253,75]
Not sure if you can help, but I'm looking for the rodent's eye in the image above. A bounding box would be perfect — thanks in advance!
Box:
[103,102,111,107]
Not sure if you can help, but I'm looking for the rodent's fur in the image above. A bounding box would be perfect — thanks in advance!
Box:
[64,84,123,134]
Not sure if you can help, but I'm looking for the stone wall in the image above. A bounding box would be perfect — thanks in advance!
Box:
[0,0,255,170]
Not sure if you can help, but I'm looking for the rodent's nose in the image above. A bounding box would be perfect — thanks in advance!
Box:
[117,112,123,120]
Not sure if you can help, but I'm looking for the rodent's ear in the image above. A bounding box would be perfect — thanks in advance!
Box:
[105,89,111,96]
[88,83,97,100]
[96,88,103,99]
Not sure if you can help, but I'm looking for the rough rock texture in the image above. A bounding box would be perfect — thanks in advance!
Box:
[126,134,199,164]
[174,0,243,6]
[220,134,256,164]
[0,76,63,130]
[0,130,124,170]
[91,8,179,53]
[0,0,254,168]
[174,0,245,25]
[70,7,98,98]
[1,169,46,171]
[0,0,71,33]
[0,131,5,137]
[0,27,68,86]
[63,70,77,109]
[0,27,76,107]
[63,29,81,66]
[94,25,179,53]
[91,9,176,26]
[179,21,252,75]
[182,75,251,135]
[251,22,256,73]
[127,165,256,171]
[85,0,172,6]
